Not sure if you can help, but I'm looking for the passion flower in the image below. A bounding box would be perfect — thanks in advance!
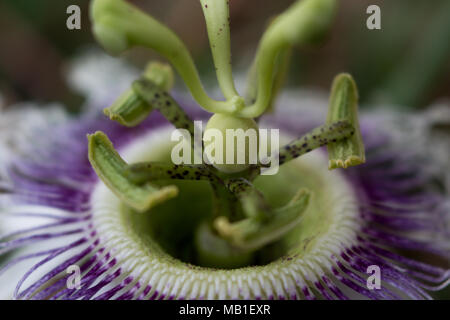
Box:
[0,0,448,300]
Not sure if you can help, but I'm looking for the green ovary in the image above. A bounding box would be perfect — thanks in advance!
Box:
[203,114,259,174]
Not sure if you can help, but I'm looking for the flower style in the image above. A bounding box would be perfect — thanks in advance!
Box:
[0,0,448,300]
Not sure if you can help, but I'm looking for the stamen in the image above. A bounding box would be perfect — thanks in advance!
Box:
[274,120,355,166]
[225,178,271,220]
[103,62,174,127]
[326,73,366,169]
[124,162,216,184]
[124,161,236,219]
[87,131,178,212]
[132,78,195,135]
[214,189,310,251]
[103,88,152,128]
[144,62,175,91]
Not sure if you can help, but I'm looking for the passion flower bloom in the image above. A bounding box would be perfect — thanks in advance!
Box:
[0,0,449,300]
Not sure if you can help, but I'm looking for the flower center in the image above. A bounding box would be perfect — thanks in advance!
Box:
[89,126,360,299]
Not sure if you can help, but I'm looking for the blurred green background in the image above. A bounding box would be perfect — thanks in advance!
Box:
[0,0,449,112]
[0,0,448,299]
